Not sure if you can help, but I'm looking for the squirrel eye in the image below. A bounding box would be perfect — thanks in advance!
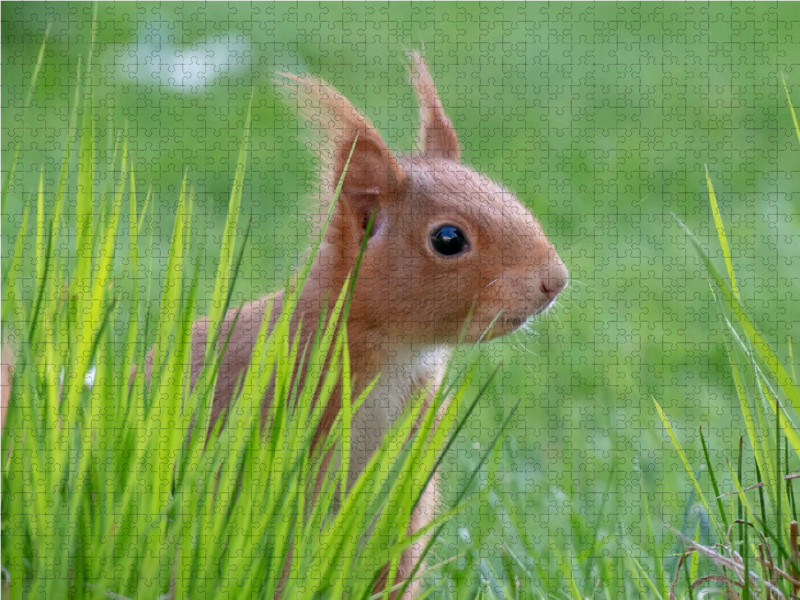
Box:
[430,225,468,257]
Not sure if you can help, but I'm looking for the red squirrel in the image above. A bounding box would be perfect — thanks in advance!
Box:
[144,52,568,598]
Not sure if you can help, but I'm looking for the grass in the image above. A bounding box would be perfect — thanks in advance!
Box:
[647,82,800,600]
[0,47,505,599]
[4,4,800,599]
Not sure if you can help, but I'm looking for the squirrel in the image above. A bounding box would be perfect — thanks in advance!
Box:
[142,52,569,598]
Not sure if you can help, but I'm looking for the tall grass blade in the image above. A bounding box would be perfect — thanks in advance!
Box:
[2,21,51,213]
[640,473,668,598]
[653,398,723,539]
[628,555,664,600]
[704,168,739,299]
[725,334,775,504]
[206,90,252,354]
[35,168,45,285]
[699,426,729,531]
[397,399,523,599]
[679,219,800,418]
[51,57,83,239]
[151,171,190,377]
[782,74,800,148]
[726,459,758,531]
[73,92,95,292]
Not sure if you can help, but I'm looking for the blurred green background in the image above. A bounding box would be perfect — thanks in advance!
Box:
[4,2,800,593]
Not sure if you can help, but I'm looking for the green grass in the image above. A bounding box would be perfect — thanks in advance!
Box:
[4,3,800,599]
[646,84,800,600]
[1,54,506,599]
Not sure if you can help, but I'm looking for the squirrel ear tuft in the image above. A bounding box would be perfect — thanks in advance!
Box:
[407,52,461,162]
[333,132,406,206]
[276,73,407,232]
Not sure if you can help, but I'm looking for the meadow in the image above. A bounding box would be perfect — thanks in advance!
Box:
[4,3,800,598]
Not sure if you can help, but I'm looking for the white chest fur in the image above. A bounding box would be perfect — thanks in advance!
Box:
[348,345,449,486]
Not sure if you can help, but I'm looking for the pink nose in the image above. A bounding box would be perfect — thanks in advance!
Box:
[539,269,568,300]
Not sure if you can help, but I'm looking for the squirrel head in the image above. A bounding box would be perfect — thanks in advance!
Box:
[280,52,568,345]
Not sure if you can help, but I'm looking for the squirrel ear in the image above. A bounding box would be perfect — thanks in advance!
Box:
[408,52,461,162]
[277,73,407,231]
[333,131,406,230]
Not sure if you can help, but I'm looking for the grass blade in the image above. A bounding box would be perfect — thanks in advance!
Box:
[704,167,739,299]
[782,74,800,148]
[679,218,800,419]
[653,398,723,540]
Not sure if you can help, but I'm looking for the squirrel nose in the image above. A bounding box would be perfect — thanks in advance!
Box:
[539,263,569,300]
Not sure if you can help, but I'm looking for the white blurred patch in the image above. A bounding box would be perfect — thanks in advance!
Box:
[110,26,252,91]
[84,366,96,387]
[58,366,97,388]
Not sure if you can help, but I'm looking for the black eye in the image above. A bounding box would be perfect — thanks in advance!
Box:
[430,225,469,257]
